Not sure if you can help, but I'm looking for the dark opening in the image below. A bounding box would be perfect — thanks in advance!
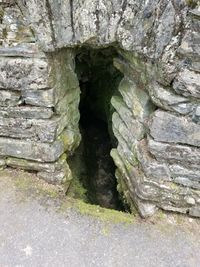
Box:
[69,47,124,210]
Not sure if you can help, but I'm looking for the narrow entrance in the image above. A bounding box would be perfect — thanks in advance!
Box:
[71,47,124,210]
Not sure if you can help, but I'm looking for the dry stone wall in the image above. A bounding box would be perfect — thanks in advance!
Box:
[1,0,200,217]
[0,2,81,189]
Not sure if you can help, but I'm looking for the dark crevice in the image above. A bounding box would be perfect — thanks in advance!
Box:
[46,0,56,47]
[69,47,124,211]
[69,0,75,41]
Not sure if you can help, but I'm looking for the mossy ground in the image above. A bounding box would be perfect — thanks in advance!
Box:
[0,168,135,225]
[0,168,61,202]
[66,173,88,201]
[71,199,135,225]
[2,168,200,232]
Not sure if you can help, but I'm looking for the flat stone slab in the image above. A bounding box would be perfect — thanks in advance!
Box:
[0,137,64,162]
[0,57,49,90]
[149,110,200,147]
[173,69,200,98]
[0,169,200,267]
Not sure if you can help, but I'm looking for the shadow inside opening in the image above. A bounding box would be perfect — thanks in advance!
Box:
[69,47,124,211]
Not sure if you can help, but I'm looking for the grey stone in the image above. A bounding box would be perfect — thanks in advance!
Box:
[0,117,36,140]
[193,105,200,122]
[136,199,158,218]
[23,0,54,50]
[195,105,200,117]
[55,89,80,114]
[112,112,144,146]
[0,44,44,58]
[37,162,73,186]
[149,110,200,147]
[169,164,200,182]
[1,0,200,218]
[56,100,80,132]
[59,128,81,154]
[113,55,147,86]
[174,177,200,190]
[0,106,54,119]
[0,115,70,143]
[0,137,64,162]
[153,1,176,58]
[160,205,188,214]
[47,0,73,48]
[22,88,55,108]
[119,78,155,121]
[0,90,21,107]
[189,207,200,217]
[148,138,200,165]
[173,69,200,98]
[185,196,196,205]
[6,156,66,173]
[2,5,34,46]
[178,30,200,64]
[148,82,193,115]
[137,140,171,182]
[0,57,49,90]
[52,50,79,103]
[111,95,145,137]
[0,158,5,169]
[117,143,139,168]
[24,0,184,59]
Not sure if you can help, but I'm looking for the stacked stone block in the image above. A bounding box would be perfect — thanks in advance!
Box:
[0,46,80,189]
[111,9,200,217]
[0,2,81,189]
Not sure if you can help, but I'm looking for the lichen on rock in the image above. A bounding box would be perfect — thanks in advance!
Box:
[0,0,200,218]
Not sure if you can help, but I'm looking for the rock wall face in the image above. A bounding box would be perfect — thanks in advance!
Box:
[0,1,81,188]
[1,0,200,217]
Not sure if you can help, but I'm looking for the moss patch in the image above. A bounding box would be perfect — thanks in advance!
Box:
[1,169,134,225]
[1,169,61,200]
[14,176,59,199]
[67,174,87,201]
[73,199,134,224]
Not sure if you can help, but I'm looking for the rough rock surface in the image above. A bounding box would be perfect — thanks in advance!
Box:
[0,0,200,218]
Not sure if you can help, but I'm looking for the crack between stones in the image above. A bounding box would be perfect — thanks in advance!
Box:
[70,0,75,41]
[95,3,100,40]
[45,0,56,48]
[115,0,128,40]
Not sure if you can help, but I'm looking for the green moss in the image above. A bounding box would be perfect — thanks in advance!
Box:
[58,130,80,153]
[0,169,136,224]
[66,143,88,201]
[170,182,179,191]
[157,210,167,220]
[67,174,87,201]
[59,193,135,225]
[74,199,135,224]
[13,172,59,199]
[117,174,137,214]
[101,225,111,236]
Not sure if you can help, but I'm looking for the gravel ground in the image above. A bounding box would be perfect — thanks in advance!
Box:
[0,169,200,267]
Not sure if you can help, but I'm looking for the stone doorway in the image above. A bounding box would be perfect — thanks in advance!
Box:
[69,47,124,210]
